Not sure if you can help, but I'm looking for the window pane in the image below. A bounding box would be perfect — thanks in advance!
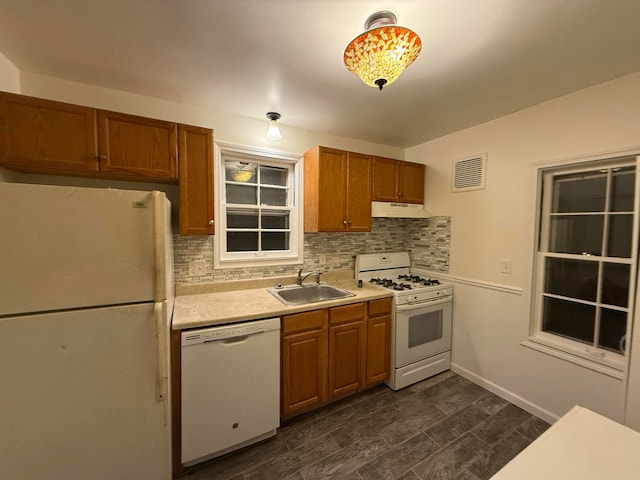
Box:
[261,232,289,250]
[227,232,258,252]
[262,210,290,229]
[602,263,630,307]
[552,172,606,213]
[227,184,257,205]
[549,215,603,255]
[225,161,257,183]
[544,258,597,302]
[260,165,287,186]
[261,187,287,206]
[610,168,635,212]
[227,208,258,229]
[598,308,627,354]
[607,214,633,258]
[543,297,594,345]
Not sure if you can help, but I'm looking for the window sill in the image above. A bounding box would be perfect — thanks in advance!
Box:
[214,255,303,269]
[521,338,625,380]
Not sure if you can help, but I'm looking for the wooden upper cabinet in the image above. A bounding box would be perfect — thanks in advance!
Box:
[304,146,372,232]
[97,110,178,180]
[345,151,372,232]
[178,125,214,235]
[372,156,425,204]
[399,161,425,204]
[371,156,399,202]
[0,92,99,173]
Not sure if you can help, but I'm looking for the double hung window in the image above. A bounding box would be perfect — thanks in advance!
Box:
[215,146,302,266]
[531,156,638,373]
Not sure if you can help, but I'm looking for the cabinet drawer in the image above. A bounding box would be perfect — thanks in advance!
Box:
[368,297,393,317]
[282,309,327,335]
[329,302,365,325]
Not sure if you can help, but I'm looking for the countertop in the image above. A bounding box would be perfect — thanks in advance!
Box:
[490,405,640,479]
[172,272,393,330]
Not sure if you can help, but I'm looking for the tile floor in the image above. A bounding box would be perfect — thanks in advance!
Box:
[179,371,549,480]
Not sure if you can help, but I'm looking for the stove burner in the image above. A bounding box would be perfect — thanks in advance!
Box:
[370,275,442,291]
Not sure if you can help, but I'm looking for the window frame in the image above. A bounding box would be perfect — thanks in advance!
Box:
[213,142,303,268]
[528,153,640,377]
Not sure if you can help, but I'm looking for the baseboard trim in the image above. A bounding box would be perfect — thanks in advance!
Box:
[451,363,559,424]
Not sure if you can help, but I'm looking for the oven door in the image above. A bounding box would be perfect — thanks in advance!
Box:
[395,296,452,368]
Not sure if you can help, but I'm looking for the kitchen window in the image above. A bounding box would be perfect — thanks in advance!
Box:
[529,155,639,376]
[215,144,302,267]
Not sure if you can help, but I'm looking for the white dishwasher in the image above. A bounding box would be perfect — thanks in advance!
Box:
[181,317,280,466]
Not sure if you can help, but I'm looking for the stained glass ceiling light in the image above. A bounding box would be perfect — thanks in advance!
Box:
[343,11,421,90]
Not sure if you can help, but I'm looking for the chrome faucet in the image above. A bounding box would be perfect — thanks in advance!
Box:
[297,268,322,285]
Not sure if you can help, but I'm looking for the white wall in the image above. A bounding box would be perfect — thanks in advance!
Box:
[0,50,20,93]
[406,71,640,424]
[18,72,404,160]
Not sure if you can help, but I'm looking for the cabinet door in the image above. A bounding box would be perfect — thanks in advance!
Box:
[399,161,425,204]
[0,92,99,173]
[346,152,372,232]
[281,328,327,415]
[328,320,364,398]
[97,110,178,180]
[365,314,391,385]
[317,147,347,231]
[371,156,399,202]
[178,125,214,235]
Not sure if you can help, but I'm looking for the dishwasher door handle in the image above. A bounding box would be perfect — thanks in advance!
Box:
[203,329,265,344]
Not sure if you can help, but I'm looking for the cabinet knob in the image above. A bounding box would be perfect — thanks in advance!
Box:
[208,219,215,226]
[99,155,108,161]
[347,220,352,225]
[343,220,347,225]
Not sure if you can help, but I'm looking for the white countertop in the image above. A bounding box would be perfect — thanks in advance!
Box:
[172,274,393,330]
[490,405,640,480]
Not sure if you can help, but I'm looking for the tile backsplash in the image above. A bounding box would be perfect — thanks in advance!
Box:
[173,217,450,285]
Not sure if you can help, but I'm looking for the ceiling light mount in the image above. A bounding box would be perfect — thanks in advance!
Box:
[344,10,421,91]
[265,112,282,140]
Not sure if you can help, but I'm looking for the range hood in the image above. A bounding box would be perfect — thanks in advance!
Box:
[371,201,429,218]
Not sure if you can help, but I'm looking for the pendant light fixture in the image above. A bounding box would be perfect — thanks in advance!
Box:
[266,112,282,140]
[343,11,421,90]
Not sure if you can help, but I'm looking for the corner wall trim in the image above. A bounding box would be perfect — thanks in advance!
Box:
[451,363,559,424]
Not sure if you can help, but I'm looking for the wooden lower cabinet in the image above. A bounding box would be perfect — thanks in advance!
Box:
[328,303,365,398]
[281,310,328,416]
[365,298,392,385]
[281,299,391,417]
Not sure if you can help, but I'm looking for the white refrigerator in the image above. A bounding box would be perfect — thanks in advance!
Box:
[0,182,173,480]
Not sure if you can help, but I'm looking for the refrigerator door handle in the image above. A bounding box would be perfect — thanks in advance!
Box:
[155,303,169,404]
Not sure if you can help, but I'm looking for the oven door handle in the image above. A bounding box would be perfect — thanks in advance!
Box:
[396,296,452,311]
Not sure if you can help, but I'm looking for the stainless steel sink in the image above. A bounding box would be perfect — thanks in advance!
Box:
[267,283,355,306]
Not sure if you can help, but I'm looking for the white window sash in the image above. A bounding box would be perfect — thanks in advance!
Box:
[529,154,640,374]
[213,142,303,268]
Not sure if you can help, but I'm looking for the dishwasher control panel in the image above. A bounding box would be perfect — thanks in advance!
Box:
[181,317,280,346]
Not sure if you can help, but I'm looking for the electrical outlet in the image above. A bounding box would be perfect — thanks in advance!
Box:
[500,258,512,274]
[189,260,206,277]
[319,254,327,265]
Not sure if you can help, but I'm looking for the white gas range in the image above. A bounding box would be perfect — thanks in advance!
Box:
[356,252,453,390]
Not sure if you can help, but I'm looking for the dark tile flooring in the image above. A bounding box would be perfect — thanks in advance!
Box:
[179,371,549,480]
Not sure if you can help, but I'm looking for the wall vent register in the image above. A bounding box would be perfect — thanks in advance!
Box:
[452,153,487,192]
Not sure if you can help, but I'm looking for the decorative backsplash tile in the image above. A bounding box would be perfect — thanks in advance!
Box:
[173,216,450,284]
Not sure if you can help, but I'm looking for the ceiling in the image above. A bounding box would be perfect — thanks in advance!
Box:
[1,0,640,148]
